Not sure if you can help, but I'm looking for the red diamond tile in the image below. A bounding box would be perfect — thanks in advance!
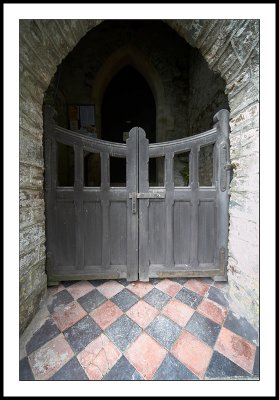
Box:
[28,334,74,380]
[155,279,182,297]
[90,300,123,330]
[162,298,194,327]
[197,298,228,325]
[126,281,153,297]
[77,333,121,380]
[52,301,87,331]
[126,300,159,329]
[96,280,124,298]
[125,332,167,380]
[171,330,212,379]
[184,279,210,296]
[66,281,94,300]
[215,327,256,373]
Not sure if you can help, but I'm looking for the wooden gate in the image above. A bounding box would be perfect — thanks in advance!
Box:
[44,107,230,284]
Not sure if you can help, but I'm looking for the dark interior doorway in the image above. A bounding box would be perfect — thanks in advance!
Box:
[101,65,156,186]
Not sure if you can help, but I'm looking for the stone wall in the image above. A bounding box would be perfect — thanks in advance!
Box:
[19,19,259,333]
[45,20,227,141]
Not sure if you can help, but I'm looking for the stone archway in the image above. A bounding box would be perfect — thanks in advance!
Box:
[19,19,259,334]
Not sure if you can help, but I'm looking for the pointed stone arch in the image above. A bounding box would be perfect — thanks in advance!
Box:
[91,44,172,142]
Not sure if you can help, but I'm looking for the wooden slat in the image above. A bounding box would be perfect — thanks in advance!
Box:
[165,152,174,268]
[138,128,150,281]
[173,201,191,265]
[189,146,199,268]
[109,202,127,265]
[126,128,139,281]
[83,202,102,266]
[74,145,84,270]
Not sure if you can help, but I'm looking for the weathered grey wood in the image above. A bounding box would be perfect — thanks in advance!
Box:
[74,145,84,270]
[138,128,151,281]
[100,151,110,268]
[126,128,139,281]
[83,202,102,266]
[189,146,199,268]
[198,200,216,263]
[55,201,76,267]
[53,126,127,157]
[148,267,221,278]
[173,201,191,265]
[45,110,230,283]
[165,152,174,268]
[149,127,217,157]
[109,202,127,265]
[148,201,166,265]
[101,199,110,268]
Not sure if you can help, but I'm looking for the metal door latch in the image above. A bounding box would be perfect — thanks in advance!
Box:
[129,192,166,213]
[129,192,137,214]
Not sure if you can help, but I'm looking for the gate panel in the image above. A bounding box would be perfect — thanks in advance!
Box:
[55,201,76,269]
[44,106,230,283]
[138,109,230,280]
[44,105,138,283]
[198,200,216,264]
[83,201,102,266]
[173,201,191,265]
[148,201,166,265]
[109,202,127,265]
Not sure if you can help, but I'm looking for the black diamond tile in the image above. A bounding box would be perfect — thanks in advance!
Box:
[205,351,251,379]
[19,357,34,380]
[175,287,203,309]
[49,357,88,380]
[26,318,60,355]
[170,277,188,285]
[207,286,229,308]
[111,289,139,312]
[153,354,198,380]
[47,289,74,314]
[105,315,142,352]
[186,312,221,347]
[61,281,77,287]
[117,279,131,287]
[143,288,171,310]
[146,315,181,350]
[64,315,102,353]
[102,356,144,380]
[253,347,259,376]
[224,311,258,345]
[77,289,106,313]
[88,279,107,287]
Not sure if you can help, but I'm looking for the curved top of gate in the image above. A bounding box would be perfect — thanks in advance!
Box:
[53,125,127,157]
[53,124,217,150]
[147,127,218,156]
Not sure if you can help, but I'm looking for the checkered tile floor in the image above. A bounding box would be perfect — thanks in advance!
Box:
[19,278,259,380]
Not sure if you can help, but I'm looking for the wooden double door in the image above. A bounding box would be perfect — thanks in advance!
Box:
[44,108,230,284]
